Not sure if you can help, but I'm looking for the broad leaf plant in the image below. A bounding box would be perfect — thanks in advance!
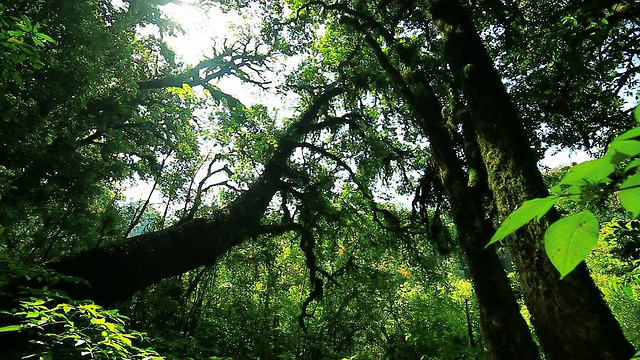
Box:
[489,106,640,278]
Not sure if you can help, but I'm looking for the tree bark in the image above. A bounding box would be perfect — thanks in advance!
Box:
[428,0,634,358]
[47,88,344,307]
[362,32,540,360]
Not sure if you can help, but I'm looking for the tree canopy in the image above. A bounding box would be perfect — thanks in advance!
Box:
[1,0,639,359]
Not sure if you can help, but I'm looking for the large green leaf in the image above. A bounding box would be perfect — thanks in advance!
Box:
[620,172,640,218]
[624,158,640,174]
[606,140,640,164]
[0,324,22,333]
[552,158,614,193]
[544,211,599,278]
[487,196,558,247]
[614,126,640,142]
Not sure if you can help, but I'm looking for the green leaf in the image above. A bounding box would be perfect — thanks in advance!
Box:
[606,140,640,164]
[635,106,640,124]
[90,317,106,325]
[119,334,132,347]
[0,324,22,332]
[625,158,640,174]
[554,158,614,190]
[11,71,22,87]
[35,32,55,43]
[615,126,640,142]
[619,172,640,218]
[487,196,558,247]
[544,211,599,278]
[104,321,117,331]
[32,37,44,47]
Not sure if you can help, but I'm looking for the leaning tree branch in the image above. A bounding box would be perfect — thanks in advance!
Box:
[46,87,345,306]
[137,40,271,91]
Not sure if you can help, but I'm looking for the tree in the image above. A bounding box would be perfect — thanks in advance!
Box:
[2,0,638,358]
[49,87,345,305]
[0,0,201,261]
[427,0,633,357]
[334,12,539,358]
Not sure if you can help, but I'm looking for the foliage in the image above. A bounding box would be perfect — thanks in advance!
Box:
[480,0,638,154]
[588,220,640,347]
[490,106,640,278]
[119,201,483,359]
[0,0,202,260]
[1,0,639,358]
[0,4,54,86]
[0,255,163,359]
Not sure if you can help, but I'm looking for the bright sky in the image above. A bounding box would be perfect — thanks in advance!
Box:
[158,2,299,108]
[124,2,292,204]
[158,2,224,65]
[159,3,257,104]
[540,147,592,168]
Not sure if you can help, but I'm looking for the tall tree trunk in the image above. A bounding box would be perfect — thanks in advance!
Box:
[361,32,540,359]
[46,88,344,307]
[428,0,634,358]
[465,298,476,348]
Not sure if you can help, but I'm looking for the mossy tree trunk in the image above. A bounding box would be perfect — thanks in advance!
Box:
[427,0,634,358]
[361,31,540,359]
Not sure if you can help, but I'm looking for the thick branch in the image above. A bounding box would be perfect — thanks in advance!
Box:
[46,88,344,306]
[138,42,270,92]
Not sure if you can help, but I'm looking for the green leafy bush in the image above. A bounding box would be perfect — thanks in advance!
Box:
[0,256,163,359]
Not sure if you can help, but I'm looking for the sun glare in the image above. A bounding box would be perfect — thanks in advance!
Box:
[159,2,233,66]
